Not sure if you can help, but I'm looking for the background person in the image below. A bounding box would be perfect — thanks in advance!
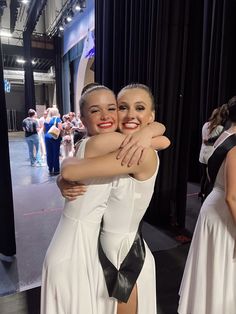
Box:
[38,110,48,161]
[22,109,41,166]
[198,107,224,201]
[61,115,74,158]
[44,107,62,175]
[178,96,236,314]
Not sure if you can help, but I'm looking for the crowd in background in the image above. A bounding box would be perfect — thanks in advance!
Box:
[22,106,85,175]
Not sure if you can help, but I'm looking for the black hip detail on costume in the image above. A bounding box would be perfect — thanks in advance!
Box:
[98,224,146,303]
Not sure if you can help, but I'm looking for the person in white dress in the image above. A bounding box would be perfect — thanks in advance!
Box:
[38,110,48,161]
[178,96,236,314]
[198,107,224,201]
[41,84,170,314]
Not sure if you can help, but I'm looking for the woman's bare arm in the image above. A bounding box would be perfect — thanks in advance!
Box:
[225,146,236,223]
[85,121,169,160]
[61,148,157,182]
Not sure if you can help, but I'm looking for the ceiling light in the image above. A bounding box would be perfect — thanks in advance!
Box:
[0,30,12,37]
[21,0,29,4]
[16,59,25,64]
[59,25,64,31]
[66,16,72,22]
[75,5,81,11]
[31,60,36,65]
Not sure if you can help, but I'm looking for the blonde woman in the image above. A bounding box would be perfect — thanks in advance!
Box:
[44,107,62,175]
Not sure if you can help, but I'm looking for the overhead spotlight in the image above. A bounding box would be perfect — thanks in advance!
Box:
[31,60,37,65]
[66,15,72,22]
[21,0,29,4]
[59,25,64,31]
[75,5,82,11]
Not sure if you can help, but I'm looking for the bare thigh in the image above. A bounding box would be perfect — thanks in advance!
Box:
[117,285,137,314]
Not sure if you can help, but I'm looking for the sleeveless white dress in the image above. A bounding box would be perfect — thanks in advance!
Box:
[178,133,236,314]
[40,138,113,314]
[97,153,160,314]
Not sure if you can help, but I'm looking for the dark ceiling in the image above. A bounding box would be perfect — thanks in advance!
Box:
[3,0,54,72]
[3,54,54,72]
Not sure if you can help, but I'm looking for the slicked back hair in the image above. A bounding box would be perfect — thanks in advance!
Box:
[79,85,115,117]
[117,83,155,111]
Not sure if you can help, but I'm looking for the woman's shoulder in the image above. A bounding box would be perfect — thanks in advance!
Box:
[74,138,89,158]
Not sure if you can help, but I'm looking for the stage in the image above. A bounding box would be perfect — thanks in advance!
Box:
[0,132,200,314]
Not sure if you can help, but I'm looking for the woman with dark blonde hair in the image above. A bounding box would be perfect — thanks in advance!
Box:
[198,106,225,201]
[178,96,236,314]
[44,107,63,175]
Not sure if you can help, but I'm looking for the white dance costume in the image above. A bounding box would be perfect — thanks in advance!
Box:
[41,138,159,314]
[41,138,113,314]
[178,133,236,314]
[97,153,159,313]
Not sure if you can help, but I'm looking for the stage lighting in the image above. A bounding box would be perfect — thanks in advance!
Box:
[75,5,82,11]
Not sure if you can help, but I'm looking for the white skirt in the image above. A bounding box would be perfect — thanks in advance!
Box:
[178,188,236,314]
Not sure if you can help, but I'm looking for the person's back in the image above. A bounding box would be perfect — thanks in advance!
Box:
[178,95,236,314]
[22,116,38,136]
[22,109,41,166]
[198,107,224,201]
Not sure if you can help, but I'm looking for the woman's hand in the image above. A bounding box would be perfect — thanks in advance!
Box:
[57,175,87,201]
[116,127,153,167]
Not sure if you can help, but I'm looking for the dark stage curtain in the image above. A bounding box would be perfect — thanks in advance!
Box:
[0,36,16,256]
[95,0,236,228]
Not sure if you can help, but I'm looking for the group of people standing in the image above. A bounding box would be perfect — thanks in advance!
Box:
[39,82,236,314]
[22,107,85,176]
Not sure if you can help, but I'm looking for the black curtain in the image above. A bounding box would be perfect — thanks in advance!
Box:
[189,0,236,182]
[0,36,16,256]
[95,0,236,228]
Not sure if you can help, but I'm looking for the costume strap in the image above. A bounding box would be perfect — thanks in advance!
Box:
[98,223,145,303]
[208,134,236,185]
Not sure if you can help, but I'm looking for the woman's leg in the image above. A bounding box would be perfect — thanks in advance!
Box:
[25,136,34,165]
[45,138,53,173]
[64,142,69,158]
[117,285,137,314]
[52,139,61,173]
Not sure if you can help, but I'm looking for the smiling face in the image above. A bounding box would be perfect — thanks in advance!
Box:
[81,89,118,136]
[117,88,155,134]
